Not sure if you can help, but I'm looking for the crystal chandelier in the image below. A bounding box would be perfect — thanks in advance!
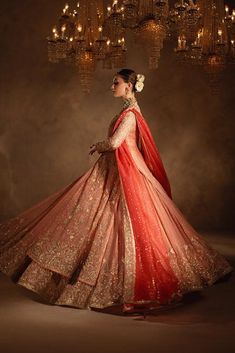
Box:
[134,1,169,69]
[173,0,235,88]
[47,0,235,93]
[47,1,127,93]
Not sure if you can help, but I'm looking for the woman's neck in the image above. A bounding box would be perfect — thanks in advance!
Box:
[122,95,138,110]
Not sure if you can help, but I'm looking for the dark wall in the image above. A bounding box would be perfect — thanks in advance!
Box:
[0,0,235,231]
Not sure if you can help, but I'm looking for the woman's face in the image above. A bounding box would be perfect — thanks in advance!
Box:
[111,75,132,97]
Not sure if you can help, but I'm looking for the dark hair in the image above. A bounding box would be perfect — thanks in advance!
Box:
[116,68,138,92]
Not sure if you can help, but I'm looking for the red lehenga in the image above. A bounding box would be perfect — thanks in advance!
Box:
[0,103,233,312]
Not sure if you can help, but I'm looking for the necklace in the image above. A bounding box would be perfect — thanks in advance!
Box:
[122,96,138,110]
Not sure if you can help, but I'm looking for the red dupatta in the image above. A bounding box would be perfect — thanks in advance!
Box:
[114,108,179,303]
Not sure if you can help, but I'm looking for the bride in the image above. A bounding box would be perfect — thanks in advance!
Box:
[0,68,233,314]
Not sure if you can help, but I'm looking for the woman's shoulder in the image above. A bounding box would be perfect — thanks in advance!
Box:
[110,105,141,125]
[123,107,142,118]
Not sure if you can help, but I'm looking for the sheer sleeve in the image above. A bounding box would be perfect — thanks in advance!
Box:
[95,111,136,153]
[107,114,119,137]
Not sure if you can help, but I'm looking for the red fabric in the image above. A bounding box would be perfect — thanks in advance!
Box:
[133,108,172,198]
[114,108,179,303]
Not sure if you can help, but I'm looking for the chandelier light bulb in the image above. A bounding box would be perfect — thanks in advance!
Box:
[98,26,102,32]
[77,24,82,32]
[52,27,58,39]
[61,25,66,39]
[63,4,69,14]
[77,2,80,8]
[218,29,223,44]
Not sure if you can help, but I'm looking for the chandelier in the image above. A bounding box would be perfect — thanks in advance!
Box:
[47,0,235,93]
[174,1,235,89]
[47,0,128,92]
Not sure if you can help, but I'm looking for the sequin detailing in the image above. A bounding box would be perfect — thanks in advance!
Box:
[0,105,233,311]
[0,152,137,308]
[141,176,233,294]
[119,194,136,302]
[96,111,136,152]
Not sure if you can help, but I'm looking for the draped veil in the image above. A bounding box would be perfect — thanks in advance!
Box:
[114,108,180,303]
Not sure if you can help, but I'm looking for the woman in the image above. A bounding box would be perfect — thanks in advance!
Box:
[0,69,233,314]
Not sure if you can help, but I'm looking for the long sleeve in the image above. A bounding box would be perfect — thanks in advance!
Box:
[95,111,136,153]
[107,114,119,137]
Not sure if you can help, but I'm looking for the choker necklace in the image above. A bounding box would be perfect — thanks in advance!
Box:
[122,96,138,110]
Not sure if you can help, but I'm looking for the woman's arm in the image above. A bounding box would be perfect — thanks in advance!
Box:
[90,111,136,154]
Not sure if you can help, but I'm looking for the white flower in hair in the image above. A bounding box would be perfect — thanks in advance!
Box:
[135,74,145,92]
[135,82,144,92]
[137,74,145,83]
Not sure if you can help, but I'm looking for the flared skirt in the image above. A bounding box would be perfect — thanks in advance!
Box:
[0,152,233,310]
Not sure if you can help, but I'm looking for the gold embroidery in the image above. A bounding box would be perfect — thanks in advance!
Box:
[0,104,233,311]
[0,152,137,309]
[95,111,136,152]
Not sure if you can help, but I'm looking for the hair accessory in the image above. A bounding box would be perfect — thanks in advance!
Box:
[135,74,145,92]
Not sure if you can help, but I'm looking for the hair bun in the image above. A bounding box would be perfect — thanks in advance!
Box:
[135,73,145,92]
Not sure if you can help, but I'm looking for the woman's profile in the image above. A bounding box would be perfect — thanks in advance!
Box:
[0,68,233,314]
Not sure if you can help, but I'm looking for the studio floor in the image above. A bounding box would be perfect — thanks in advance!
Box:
[0,232,234,353]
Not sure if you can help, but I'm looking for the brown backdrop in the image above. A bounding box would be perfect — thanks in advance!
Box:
[0,1,235,231]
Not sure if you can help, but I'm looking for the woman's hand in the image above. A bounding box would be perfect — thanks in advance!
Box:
[89,143,97,155]
[89,139,112,155]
